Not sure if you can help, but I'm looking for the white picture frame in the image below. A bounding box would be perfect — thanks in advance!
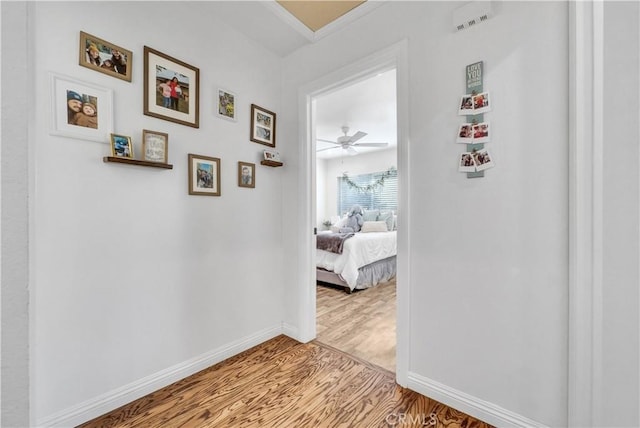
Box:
[50,73,114,143]
[216,87,237,122]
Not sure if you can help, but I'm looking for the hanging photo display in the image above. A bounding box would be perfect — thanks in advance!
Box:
[456,121,490,144]
[457,91,491,115]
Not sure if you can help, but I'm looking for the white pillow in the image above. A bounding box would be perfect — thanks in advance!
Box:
[360,221,388,233]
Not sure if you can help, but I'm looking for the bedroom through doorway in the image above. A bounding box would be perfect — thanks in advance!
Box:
[313,68,398,373]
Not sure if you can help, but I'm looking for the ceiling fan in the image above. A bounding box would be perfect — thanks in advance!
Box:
[316,126,388,155]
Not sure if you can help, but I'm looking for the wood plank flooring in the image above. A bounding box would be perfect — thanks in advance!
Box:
[316,280,396,372]
[79,335,493,428]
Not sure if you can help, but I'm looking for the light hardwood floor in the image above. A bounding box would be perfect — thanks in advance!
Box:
[316,280,396,372]
[80,335,493,428]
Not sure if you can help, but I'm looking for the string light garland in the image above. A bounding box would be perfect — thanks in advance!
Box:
[342,167,397,193]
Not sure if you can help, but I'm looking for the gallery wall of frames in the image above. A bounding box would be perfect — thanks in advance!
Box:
[54,31,282,196]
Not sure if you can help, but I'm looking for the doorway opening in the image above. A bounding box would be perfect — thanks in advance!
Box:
[313,68,398,372]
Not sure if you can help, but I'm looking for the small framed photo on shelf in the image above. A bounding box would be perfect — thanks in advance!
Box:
[188,154,221,196]
[110,134,134,158]
[238,161,255,188]
[250,104,276,147]
[217,88,237,121]
[142,130,169,163]
[79,31,132,82]
[50,73,113,143]
[263,149,280,162]
[144,46,200,128]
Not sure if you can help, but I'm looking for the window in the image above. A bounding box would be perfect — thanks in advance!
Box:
[337,169,397,215]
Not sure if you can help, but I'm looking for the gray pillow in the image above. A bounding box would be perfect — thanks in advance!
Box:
[363,209,379,222]
[377,210,394,232]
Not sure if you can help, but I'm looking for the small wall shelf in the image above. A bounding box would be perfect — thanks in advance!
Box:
[103,156,173,169]
[260,160,283,167]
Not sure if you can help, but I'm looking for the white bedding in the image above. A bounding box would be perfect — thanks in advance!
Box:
[316,231,397,290]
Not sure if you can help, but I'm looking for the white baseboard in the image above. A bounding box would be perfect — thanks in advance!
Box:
[37,325,283,428]
[281,321,298,340]
[407,372,548,428]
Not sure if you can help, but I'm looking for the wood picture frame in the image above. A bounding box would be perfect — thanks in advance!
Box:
[142,130,169,163]
[217,88,237,122]
[50,72,113,143]
[188,154,220,196]
[238,162,255,188]
[144,46,199,128]
[250,104,276,147]
[79,31,132,82]
[110,134,134,158]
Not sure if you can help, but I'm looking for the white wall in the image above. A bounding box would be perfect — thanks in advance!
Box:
[29,2,285,424]
[281,2,568,426]
[602,2,640,426]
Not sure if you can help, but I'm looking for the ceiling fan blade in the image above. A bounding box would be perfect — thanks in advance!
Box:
[346,146,358,156]
[348,131,367,143]
[316,145,342,152]
[316,138,340,145]
[353,142,389,147]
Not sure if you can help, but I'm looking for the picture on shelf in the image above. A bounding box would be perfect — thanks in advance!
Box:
[50,73,113,143]
[263,149,280,162]
[188,154,221,196]
[238,161,255,188]
[142,130,169,163]
[458,152,476,172]
[144,46,200,128]
[250,104,276,147]
[110,134,134,158]
[79,31,132,82]
[217,88,236,121]
[456,122,490,144]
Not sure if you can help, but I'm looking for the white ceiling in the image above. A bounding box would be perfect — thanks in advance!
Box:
[188,1,396,159]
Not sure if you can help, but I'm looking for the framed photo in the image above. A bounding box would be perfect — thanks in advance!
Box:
[50,72,113,142]
[188,154,220,196]
[144,46,199,128]
[217,88,237,121]
[142,129,169,163]
[110,134,134,158]
[79,31,132,82]
[238,162,255,188]
[263,149,280,162]
[250,104,276,147]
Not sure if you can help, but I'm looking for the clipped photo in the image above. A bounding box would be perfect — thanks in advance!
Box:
[458,152,476,172]
[473,148,495,171]
[458,95,474,115]
[472,92,491,114]
[471,122,490,144]
[456,123,474,144]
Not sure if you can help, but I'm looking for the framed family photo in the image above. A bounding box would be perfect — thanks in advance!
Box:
[110,134,134,158]
[238,161,255,189]
[250,104,276,147]
[188,154,220,196]
[50,73,113,142]
[142,129,169,163]
[217,88,237,121]
[79,31,132,82]
[144,46,200,128]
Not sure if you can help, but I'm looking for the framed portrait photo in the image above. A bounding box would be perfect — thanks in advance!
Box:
[217,88,237,121]
[142,129,169,163]
[79,31,132,82]
[238,161,255,189]
[144,46,199,128]
[188,154,220,196]
[250,104,276,147]
[110,134,134,158]
[50,72,113,142]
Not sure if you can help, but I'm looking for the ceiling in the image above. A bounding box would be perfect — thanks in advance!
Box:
[189,1,395,160]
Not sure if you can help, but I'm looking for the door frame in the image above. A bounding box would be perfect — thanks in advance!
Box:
[295,40,411,385]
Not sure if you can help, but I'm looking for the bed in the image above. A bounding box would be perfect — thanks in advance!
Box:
[316,230,397,292]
